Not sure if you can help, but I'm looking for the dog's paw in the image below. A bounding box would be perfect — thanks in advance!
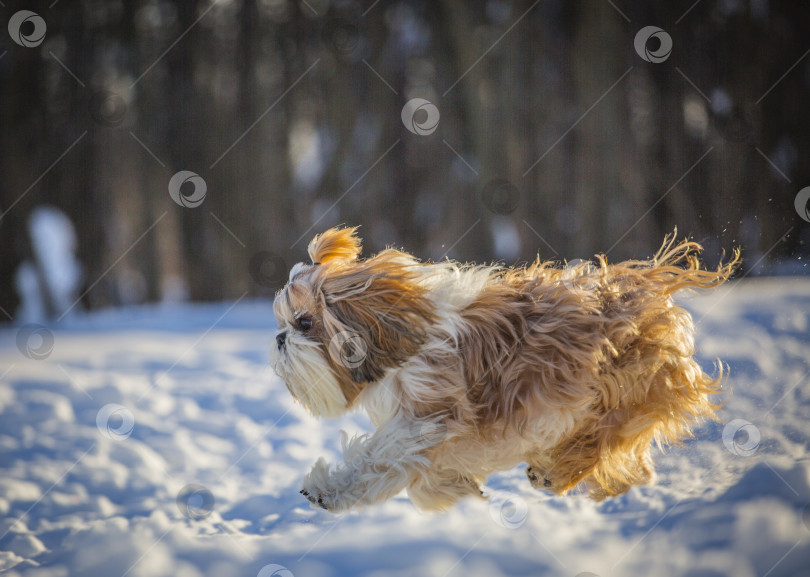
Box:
[299,488,333,510]
[300,458,342,512]
[526,465,553,490]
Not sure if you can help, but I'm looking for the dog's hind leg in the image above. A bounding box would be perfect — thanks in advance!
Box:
[525,433,602,496]
[526,465,553,490]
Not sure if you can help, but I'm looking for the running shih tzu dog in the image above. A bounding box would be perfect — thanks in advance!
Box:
[269,227,739,512]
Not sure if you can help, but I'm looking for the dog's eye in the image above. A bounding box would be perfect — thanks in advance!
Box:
[297,316,313,332]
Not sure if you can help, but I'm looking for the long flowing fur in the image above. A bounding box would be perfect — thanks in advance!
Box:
[270,227,740,511]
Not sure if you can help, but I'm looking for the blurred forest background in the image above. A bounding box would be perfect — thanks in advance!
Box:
[1,0,809,321]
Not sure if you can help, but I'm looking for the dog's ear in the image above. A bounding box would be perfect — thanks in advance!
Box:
[319,251,435,384]
[308,227,362,265]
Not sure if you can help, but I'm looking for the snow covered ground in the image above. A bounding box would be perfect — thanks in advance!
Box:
[0,278,808,577]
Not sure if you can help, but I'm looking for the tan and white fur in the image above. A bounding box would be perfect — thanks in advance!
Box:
[269,227,739,512]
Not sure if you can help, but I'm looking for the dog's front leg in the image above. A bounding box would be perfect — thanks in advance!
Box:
[300,419,441,512]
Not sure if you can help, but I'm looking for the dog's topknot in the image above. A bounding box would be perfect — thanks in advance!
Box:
[308,226,362,265]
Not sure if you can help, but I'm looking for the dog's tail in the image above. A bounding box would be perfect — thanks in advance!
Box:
[609,229,741,295]
[653,231,741,293]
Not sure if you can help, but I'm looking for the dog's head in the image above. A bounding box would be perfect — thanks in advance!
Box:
[270,227,436,417]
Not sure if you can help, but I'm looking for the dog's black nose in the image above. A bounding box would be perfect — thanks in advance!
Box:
[276,331,287,350]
